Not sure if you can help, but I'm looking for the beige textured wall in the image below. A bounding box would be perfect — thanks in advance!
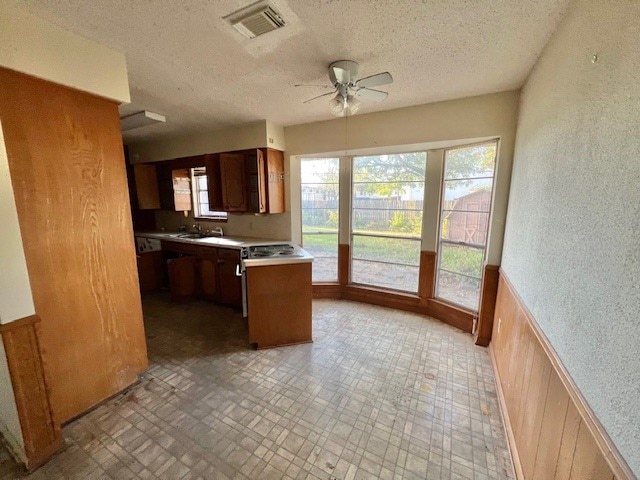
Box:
[0,2,129,103]
[501,0,640,474]
[128,121,268,163]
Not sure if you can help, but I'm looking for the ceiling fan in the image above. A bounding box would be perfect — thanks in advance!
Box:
[296,60,393,117]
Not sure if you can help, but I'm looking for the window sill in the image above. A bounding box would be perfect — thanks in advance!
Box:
[193,216,228,223]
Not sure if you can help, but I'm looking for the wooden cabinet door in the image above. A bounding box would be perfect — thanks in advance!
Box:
[172,168,192,212]
[133,164,161,209]
[217,248,242,307]
[266,149,285,213]
[168,255,197,301]
[199,252,218,301]
[205,154,224,211]
[219,153,248,212]
[137,251,163,293]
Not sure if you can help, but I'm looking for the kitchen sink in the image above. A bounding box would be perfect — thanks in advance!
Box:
[177,233,206,239]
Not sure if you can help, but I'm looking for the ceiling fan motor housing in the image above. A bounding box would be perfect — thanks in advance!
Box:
[329,60,359,86]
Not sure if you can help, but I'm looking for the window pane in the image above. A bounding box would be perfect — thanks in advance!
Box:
[301,159,339,184]
[197,176,208,189]
[352,260,419,293]
[353,153,426,183]
[198,191,209,204]
[352,208,423,235]
[443,179,493,207]
[436,141,497,311]
[436,270,481,310]
[302,231,338,282]
[352,236,420,266]
[440,211,490,245]
[439,243,483,278]
[351,154,426,293]
[301,158,339,282]
[444,143,497,180]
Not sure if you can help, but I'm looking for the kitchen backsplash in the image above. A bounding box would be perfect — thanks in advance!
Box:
[154,209,290,240]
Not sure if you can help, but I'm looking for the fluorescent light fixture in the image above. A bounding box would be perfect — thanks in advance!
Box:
[120,111,166,132]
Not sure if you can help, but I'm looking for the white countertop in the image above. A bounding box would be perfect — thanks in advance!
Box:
[135,231,313,267]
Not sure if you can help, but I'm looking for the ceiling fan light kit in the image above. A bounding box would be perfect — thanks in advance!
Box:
[297,60,393,117]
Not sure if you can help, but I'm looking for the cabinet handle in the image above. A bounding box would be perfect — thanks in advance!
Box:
[235,264,242,277]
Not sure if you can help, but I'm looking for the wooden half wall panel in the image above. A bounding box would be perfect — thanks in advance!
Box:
[490,273,633,480]
[0,67,148,425]
[0,316,64,470]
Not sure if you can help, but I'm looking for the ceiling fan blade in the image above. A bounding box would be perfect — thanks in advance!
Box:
[303,91,337,103]
[332,66,352,85]
[355,87,388,102]
[356,72,393,89]
[294,84,335,89]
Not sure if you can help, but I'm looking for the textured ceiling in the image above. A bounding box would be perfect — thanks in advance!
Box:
[16,0,570,142]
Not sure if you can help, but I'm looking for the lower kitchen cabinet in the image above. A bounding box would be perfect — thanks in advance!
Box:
[162,240,241,308]
[247,262,312,349]
[168,255,198,300]
[137,251,164,293]
[199,251,218,301]
[217,249,242,307]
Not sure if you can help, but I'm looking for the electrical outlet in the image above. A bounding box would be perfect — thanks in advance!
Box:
[268,137,274,144]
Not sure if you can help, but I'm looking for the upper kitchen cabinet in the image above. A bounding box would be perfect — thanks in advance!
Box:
[210,148,285,214]
[219,152,249,212]
[157,157,202,211]
[172,168,192,212]
[266,149,285,214]
[133,164,160,209]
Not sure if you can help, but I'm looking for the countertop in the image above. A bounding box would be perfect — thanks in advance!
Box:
[135,231,313,267]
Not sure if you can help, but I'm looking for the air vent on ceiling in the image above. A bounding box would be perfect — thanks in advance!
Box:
[229,5,285,39]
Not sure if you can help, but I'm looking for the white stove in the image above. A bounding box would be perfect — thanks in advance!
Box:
[247,243,305,259]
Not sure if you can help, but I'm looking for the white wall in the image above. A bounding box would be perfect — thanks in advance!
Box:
[501,0,640,474]
[0,121,27,458]
[128,121,269,163]
[0,2,129,104]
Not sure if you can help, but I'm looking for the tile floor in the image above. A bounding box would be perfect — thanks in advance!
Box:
[1,295,514,480]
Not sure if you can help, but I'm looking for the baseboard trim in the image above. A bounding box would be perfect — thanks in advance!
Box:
[494,271,635,480]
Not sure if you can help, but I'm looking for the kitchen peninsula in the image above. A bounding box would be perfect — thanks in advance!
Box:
[135,231,313,349]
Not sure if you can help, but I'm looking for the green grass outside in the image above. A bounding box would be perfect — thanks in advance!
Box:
[302,231,484,276]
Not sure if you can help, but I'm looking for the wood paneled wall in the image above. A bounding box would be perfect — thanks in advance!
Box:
[0,68,148,425]
[491,273,633,480]
[0,316,64,470]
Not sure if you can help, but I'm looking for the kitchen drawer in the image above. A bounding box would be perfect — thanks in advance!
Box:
[161,240,201,255]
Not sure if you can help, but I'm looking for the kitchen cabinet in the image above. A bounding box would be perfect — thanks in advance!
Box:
[137,251,163,293]
[133,164,161,209]
[266,149,285,214]
[172,168,192,212]
[161,241,241,307]
[247,262,312,349]
[219,153,248,212]
[209,148,285,214]
[199,250,218,301]
[168,255,198,301]
[217,248,242,307]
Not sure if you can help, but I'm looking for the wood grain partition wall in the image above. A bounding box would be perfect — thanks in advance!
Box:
[0,316,63,470]
[491,273,633,480]
[0,68,148,426]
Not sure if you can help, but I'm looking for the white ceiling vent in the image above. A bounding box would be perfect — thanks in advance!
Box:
[227,4,285,39]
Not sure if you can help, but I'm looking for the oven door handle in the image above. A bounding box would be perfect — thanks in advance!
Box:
[235,264,243,277]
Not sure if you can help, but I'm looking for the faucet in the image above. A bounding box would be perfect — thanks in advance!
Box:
[211,226,224,237]
[192,223,202,234]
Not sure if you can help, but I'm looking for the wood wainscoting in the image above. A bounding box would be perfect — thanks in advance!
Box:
[475,264,500,346]
[491,273,633,480]
[312,247,475,333]
[0,68,148,426]
[0,316,64,470]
